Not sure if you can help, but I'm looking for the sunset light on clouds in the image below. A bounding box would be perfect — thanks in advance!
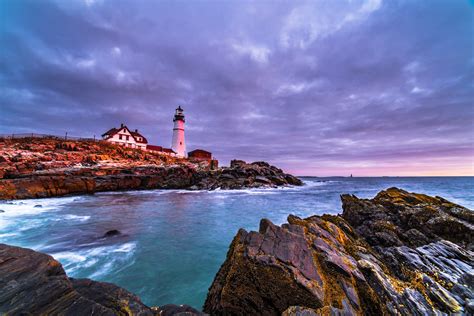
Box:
[1,0,473,176]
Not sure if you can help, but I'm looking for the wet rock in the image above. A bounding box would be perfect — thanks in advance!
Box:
[155,304,207,316]
[103,229,121,238]
[282,306,319,316]
[205,189,473,315]
[34,204,42,208]
[204,215,382,315]
[342,187,473,249]
[0,243,155,315]
[71,278,154,315]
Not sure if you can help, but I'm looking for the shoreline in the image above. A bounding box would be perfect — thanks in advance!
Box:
[1,187,472,315]
[0,164,303,200]
[0,139,302,200]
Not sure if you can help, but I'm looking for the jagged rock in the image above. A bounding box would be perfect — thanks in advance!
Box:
[204,188,473,315]
[103,229,121,238]
[0,243,155,315]
[192,160,302,190]
[282,306,318,316]
[204,215,383,315]
[154,304,207,316]
[254,175,271,184]
[230,159,246,168]
[341,187,473,249]
[71,278,154,315]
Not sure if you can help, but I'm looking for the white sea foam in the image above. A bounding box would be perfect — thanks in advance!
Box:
[63,214,91,222]
[50,241,137,277]
[0,232,18,238]
[0,196,78,217]
[0,196,86,231]
[301,179,334,187]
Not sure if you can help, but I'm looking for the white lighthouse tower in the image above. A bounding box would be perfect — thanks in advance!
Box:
[171,106,186,157]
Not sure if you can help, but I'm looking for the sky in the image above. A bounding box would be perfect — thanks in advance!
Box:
[0,0,473,176]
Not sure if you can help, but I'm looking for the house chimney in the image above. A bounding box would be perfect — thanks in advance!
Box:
[135,129,138,133]
[120,123,124,128]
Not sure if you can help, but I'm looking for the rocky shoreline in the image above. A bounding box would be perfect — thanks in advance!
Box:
[205,187,473,315]
[0,138,302,200]
[1,188,472,315]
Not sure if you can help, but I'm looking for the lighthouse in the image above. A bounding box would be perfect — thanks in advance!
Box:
[171,106,186,157]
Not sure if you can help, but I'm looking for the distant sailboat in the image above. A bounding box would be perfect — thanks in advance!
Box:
[350,174,353,178]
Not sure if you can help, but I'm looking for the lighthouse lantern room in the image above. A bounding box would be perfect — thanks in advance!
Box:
[171,106,186,157]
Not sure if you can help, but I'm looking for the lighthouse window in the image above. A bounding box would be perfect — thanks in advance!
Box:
[180,141,182,145]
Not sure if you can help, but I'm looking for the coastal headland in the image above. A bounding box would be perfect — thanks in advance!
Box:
[0,137,302,200]
[1,188,472,315]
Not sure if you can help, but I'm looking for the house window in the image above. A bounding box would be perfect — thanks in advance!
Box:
[126,135,129,141]
[119,135,123,140]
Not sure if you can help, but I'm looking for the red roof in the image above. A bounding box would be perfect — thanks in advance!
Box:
[146,145,163,151]
[188,149,211,155]
[146,145,175,154]
[161,148,175,154]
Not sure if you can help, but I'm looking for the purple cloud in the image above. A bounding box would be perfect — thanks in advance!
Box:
[1,0,472,175]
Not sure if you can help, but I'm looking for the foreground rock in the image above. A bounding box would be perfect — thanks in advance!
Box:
[0,243,153,315]
[0,138,301,199]
[0,243,204,315]
[204,188,473,315]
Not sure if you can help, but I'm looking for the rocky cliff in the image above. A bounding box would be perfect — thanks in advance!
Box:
[0,138,301,199]
[204,188,473,315]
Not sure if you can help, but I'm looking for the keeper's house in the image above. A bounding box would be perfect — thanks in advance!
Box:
[102,124,148,150]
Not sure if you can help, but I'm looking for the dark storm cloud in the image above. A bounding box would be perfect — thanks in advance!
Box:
[1,0,473,175]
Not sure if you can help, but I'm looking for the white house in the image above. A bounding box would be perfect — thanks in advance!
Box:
[101,124,148,150]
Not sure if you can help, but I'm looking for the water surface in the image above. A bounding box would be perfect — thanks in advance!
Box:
[1,177,472,309]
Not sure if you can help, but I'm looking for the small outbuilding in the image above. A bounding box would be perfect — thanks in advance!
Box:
[188,149,212,160]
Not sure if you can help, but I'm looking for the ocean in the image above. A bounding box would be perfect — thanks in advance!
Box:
[0,177,473,310]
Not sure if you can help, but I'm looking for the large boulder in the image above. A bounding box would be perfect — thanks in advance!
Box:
[0,243,154,315]
[204,215,384,315]
[204,189,474,315]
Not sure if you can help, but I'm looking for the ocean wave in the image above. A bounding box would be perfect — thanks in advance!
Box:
[63,215,91,222]
[0,196,79,217]
[49,242,137,277]
[301,180,335,187]
[0,232,18,238]
[96,189,173,196]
